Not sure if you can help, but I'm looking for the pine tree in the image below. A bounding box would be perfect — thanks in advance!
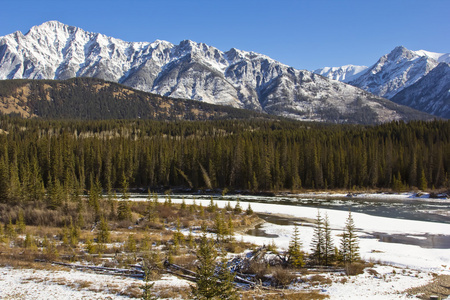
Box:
[191,233,218,299]
[5,217,16,239]
[213,212,226,244]
[69,220,80,247]
[233,198,242,214]
[340,211,359,263]
[126,234,137,253]
[215,259,238,300]
[24,233,36,249]
[323,212,335,265]
[88,175,102,220]
[288,224,304,268]
[0,159,9,204]
[173,217,183,251]
[227,217,234,241]
[191,233,236,300]
[180,197,187,211]
[117,200,132,221]
[140,262,158,300]
[16,209,26,234]
[245,203,253,215]
[310,210,324,265]
[97,216,110,244]
[207,197,216,213]
[187,228,195,249]
[419,169,428,191]
[43,236,59,260]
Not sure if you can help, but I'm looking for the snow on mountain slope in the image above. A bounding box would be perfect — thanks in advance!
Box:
[314,46,450,118]
[391,62,450,119]
[349,46,439,99]
[0,21,434,123]
[314,65,368,83]
[414,49,450,64]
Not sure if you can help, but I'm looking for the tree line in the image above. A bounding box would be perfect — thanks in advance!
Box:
[0,116,448,207]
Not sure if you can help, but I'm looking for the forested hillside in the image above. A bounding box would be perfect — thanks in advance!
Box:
[0,117,448,207]
[0,78,272,120]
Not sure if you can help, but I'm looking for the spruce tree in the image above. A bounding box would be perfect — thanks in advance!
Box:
[140,262,158,300]
[117,200,132,221]
[0,159,9,204]
[323,212,335,265]
[288,224,304,268]
[88,175,102,221]
[214,213,226,244]
[191,232,236,300]
[233,198,242,214]
[16,209,26,234]
[207,197,216,213]
[5,217,16,239]
[340,211,359,263]
[215,259,238,300]
[311,210,324,265]
[419,169,428,191]
[227,217,234,241]
[97,216,110,244]
[126,234,137,252]
[245,203,253,215]
[191,233,218,299]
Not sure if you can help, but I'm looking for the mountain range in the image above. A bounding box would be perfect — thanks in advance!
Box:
[0,21,444,122]
[315,46,450,118]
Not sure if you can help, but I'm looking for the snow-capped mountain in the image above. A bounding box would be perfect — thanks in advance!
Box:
[413,50,450,64]
[391,63,450,119]
[349,46,440,99]
[313,65,368,83]
[313,46,450,118]
[0,21,433,123]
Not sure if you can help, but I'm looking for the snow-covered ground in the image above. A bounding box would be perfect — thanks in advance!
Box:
[0,266,192,299]
[166,193,450,299]
[0,266,140,299]
[164,195,450,273]
[1,192,448,299]
[316,265,433,299]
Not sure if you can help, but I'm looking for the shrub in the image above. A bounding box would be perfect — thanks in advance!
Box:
[345,262,365,276]
[271,266,297,287]
[246,261,270,281]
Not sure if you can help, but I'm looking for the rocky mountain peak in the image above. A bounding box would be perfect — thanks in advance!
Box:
[0,21,436,123]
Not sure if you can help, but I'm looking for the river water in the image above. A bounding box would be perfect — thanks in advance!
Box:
[130,192,450,249]
[163,193,450,224]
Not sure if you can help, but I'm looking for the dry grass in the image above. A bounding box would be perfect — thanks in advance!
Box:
[308,274,332,286]
[405,275,450,300]
[344,262,369,276]
[0,198,272,299]
[153,286,192,299]
[241,290,329,300]
[366,268,379,276]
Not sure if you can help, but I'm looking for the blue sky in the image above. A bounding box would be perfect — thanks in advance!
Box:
[1,0,449,70]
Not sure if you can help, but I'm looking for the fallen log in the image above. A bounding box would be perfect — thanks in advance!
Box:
[49,261,145,277]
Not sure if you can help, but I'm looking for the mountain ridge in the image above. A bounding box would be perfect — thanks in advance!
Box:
[314,46,449,118]
[0,21,438,123]
[390,62,450,119]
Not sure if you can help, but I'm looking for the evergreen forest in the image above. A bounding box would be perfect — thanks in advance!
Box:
[0,116,448,207]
